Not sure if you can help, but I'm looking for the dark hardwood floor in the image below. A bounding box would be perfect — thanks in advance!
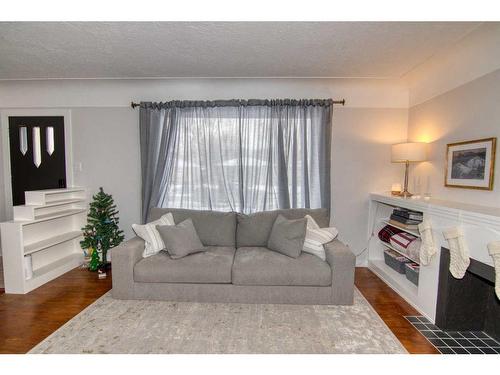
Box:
[355,268,438,354]
[0,267,437,354]
[0,267,112,354]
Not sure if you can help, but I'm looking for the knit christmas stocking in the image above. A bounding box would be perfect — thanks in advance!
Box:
[443,227,470,279]
[487,241,500,299]
[418,220,438,266]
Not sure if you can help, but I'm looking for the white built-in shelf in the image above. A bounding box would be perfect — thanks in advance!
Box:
[381,218,420,237]
[28,208,86,225]
[380,241,420,265]
[368,194,424,317]
[31,253,82,280]
[24,230,83,255]
[14,197,86,221]
[0,187,87,294]
[43,188,86,195]
[26,253,83,291]
[25,187,86,205]
[371,192,500,222]
[32,198,84,208]
[369,191,500,323]
[368,259,418,301]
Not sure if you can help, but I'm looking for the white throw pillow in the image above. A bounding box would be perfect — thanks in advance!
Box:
[132,213,175,258]
[305,214,321,230]
[302,215,339,261]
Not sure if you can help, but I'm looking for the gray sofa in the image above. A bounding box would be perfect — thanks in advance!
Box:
[111,207,355,305]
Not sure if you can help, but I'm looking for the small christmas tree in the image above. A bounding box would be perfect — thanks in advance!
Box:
[81,187,124,271]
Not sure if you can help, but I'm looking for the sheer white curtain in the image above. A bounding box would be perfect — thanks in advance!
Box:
[139,100,332,222]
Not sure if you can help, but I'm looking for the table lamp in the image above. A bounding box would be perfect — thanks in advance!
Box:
[391,142,427,198]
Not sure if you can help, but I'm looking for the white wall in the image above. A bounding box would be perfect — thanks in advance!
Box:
[0,78,408,109]
[405,23,500,106]
[332,108,407,263]
[405,23,500,208]
[71,108,141,239]
[0,162,4,222]
[408,69,500,206]
[0,78,408,263]
[0,149,4,260]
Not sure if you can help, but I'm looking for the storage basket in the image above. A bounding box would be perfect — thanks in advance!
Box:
[405,262,420,286]
[383,249,410,274]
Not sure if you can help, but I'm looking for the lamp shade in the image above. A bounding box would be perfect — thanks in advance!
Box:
[391,142,427,163]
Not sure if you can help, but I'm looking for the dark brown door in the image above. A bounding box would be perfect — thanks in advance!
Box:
[8,116,67,206]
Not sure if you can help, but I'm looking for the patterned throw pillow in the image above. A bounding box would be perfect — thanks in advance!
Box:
[302,215,339,261]
[132,213,175,258]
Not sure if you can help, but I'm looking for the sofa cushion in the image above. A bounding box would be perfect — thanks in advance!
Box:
[232,247,332,286]
[267,214,307,258]
[134,246,235,284]
[236,208,329,247]
[149,208,236,247]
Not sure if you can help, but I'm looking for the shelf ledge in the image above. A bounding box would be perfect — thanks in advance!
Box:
[368,259,419,303]
[381,218,420,237]
[27,253,83,289]
[30,198,85,209]
[24,230,83,255]
[380,241,420,265]
[13,208,87,225]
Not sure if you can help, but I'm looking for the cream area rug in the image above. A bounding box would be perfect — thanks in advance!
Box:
[29,288,406,354]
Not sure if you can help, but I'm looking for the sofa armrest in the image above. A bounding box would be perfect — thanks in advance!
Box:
[110,236,144,299]
[324,239,355,305]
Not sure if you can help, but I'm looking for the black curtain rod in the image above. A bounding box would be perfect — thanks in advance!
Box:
[130,99,346,108]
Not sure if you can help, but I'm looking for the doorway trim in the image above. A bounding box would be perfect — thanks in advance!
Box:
[0,109,74,220]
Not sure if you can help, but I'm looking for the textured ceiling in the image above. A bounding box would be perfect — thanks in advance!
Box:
[0,22,480,79]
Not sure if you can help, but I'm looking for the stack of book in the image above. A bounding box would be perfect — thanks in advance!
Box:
[389,208,423,230]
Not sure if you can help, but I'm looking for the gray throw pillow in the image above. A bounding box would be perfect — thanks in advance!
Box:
[156,218,206,259]
[267,214,307,258]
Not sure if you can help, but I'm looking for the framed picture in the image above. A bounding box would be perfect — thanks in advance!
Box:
[445,137,496,190]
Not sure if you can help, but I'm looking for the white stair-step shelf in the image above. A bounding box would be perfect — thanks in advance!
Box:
[0,188,87,294]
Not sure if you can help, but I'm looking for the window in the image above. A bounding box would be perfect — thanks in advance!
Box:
[139,100,332,221]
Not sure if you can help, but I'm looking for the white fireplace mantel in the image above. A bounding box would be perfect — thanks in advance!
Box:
[367,192,500,322]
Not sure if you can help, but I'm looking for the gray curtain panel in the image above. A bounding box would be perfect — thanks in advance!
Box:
[139,99,332,222]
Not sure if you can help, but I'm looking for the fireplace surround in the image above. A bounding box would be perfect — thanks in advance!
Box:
[436,247,500,341]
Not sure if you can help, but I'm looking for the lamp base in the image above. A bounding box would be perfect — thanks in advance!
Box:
[401,191,413,198]
[396,161,413,198]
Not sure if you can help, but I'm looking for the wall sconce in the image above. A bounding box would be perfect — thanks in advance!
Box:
[46,126,55,155]
[33,127,41,168]
[19,126,28,155]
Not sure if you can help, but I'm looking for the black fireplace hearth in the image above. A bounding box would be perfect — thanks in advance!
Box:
[435,248,500,341]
